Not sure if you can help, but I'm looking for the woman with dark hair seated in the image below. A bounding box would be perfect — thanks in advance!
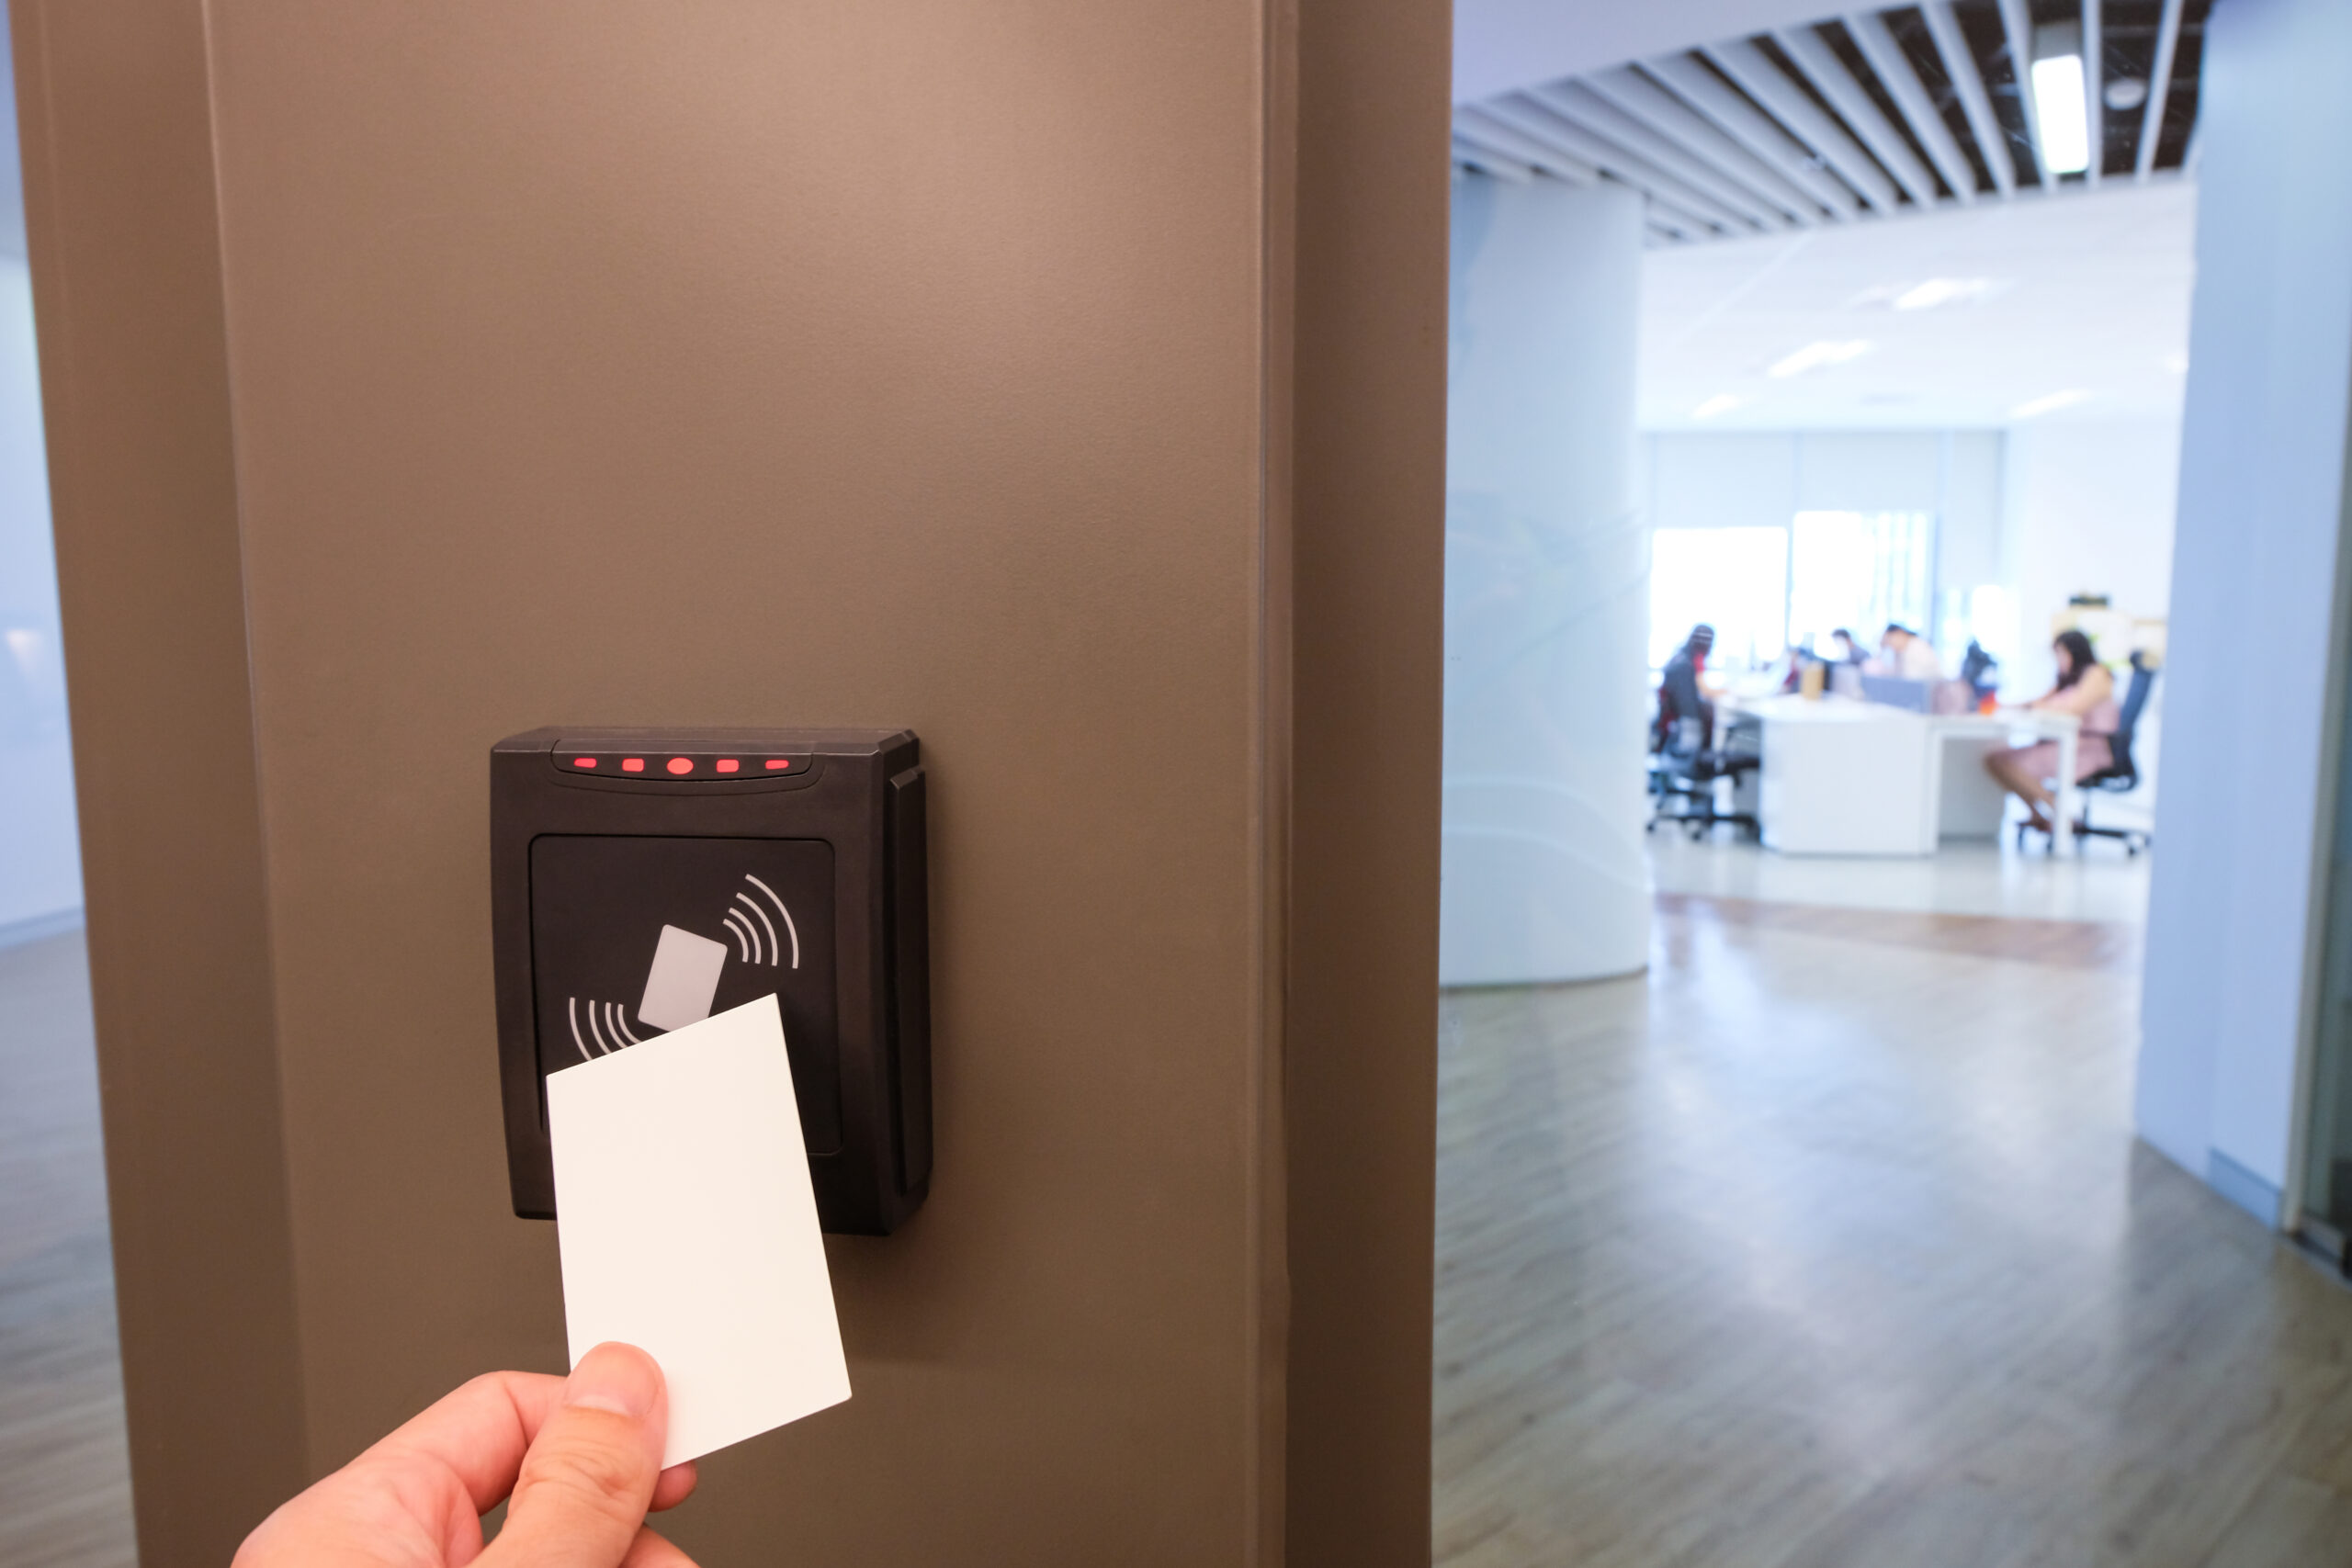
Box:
[1984,628,2120,836]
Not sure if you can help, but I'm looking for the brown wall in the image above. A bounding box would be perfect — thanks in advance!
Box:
[1286,1,1450,1561]
[10,2,310,1554]
[16,1,1446,1562]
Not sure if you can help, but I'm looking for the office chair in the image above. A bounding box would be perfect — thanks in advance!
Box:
[1647,714,1760,840]
[1959,638,2001,705]
[2017,650,2156,855]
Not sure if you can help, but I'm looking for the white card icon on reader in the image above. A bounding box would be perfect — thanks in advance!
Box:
[639,923,729,1032]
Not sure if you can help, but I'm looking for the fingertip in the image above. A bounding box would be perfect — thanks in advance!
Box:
[487,1343,675,1566]
[565,1342,665,1421]
[649,1461,698,1513]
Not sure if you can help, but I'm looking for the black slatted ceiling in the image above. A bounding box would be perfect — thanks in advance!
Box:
[1452,0,2211,244]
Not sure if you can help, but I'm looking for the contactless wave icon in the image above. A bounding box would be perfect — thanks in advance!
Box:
[567,996,645,1058]
[723,874,799,969]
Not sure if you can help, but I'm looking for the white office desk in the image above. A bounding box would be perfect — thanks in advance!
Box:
[1727,694,2081,856]
[1928,708,2080,852]
[1736,694,1928,855]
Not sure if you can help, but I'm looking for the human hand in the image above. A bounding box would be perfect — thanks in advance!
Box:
[234,1342,699,1568]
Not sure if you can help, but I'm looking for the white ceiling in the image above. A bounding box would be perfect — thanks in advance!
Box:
[1454,0,1841,103]
[1637,178,2196,430]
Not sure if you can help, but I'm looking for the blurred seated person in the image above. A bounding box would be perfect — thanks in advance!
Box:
[1829,627,1864,668]
[1867,623,1941,681]
[1958,637,2000,705]
[1654,623,1715,754]
[1983,629,2120,834]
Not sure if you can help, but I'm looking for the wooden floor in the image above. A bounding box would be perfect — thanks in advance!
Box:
[0,931,136,1568]
[1436,895,2352,1568]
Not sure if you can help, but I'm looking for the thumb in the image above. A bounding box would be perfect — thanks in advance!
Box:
[482,1343,670,1568]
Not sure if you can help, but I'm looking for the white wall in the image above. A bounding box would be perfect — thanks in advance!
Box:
[0,255,77,932]
[0,3,81,938]
[2001,419,2180,695]
[1442,174,1648,986]
[1937,429,2006,604]
[1453,0,1853,103]
[2138,0,2352,1224]
[1644,430,2003,532]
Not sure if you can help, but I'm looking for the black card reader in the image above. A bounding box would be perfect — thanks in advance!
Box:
[490,727,930,1235]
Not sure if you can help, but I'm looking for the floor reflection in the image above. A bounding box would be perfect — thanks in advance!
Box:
[1434,896,2352,1567]
[0,930,134,1568]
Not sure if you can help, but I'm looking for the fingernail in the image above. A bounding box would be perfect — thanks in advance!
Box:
[564,1343,657,1419]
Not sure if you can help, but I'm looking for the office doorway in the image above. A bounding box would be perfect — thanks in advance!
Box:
[0,6,132,1566]
[1432,1,2352,1561]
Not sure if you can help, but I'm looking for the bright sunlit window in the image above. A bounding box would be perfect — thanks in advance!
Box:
[1649,514,1938,672]
[1648,526,1788,670]
[1787,511,1935,654]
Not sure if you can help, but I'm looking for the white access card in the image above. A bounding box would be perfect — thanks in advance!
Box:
[547,993,850,1465]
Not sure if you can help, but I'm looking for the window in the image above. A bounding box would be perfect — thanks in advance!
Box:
[1647,526,1788,670]
[1647,512,1939,672]
[1787,511,1935,654]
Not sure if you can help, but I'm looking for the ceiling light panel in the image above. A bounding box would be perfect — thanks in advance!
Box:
[1768,340,1874,378]
[2031,54,2093,175]
[1891,277,2005,310]
[2008,389,2093,419]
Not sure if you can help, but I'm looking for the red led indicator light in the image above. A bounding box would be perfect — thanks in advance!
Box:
[572,757,597,769]
[621,758,646,773]
[666,757,694,775]
[716,759,740,773]
[764,759,790,771]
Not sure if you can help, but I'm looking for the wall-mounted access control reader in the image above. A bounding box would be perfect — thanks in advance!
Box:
[491,728,929,1235]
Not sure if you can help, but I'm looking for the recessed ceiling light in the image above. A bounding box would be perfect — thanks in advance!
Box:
[2009,389,2092,420]
[2030,23,2091,175]
[1690,393,1745,419]
[2104,76,2149,112]
[1891,277,2003,311]
[1767,340,1873,378]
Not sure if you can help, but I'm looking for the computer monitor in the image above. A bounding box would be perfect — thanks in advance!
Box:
[1860,674,1931,713]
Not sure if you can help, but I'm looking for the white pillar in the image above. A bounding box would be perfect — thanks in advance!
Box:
[1440,174,1647,987]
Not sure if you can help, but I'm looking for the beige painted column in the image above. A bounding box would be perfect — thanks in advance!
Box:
[13,1,1448,1565]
